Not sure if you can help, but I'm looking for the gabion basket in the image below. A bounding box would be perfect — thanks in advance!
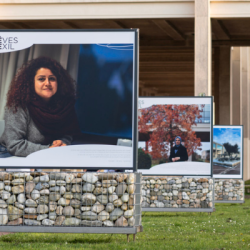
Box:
[141,176,215,212]
[214,179,244,203]
[0,171,142,235]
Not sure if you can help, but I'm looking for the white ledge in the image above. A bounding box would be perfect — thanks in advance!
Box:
[0,1,195,20]
[0,0,250,20]
[0,0,194,3]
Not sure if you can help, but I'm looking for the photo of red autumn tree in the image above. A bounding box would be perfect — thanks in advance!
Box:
[138,104,203,161]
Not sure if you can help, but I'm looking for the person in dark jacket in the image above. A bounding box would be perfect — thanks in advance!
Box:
[169,136,188,162]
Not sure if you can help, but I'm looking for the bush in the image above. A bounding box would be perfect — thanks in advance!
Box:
[245,179,250,185]
[138,148,152,169]
[159,158,168,164]
[245,186,250,194]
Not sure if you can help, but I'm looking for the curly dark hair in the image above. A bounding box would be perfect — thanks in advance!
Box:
[6,56,76,110]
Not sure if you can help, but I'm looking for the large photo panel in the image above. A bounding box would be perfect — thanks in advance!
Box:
[213,125,243,179]
[138,97,213,176]
[0,30,138,170]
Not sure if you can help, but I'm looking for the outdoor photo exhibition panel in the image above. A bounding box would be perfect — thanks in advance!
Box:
[0,30,142,238]
[213,125,244,203]
[0,30,139,171]
[213,125,243,179]
[138,97,213,177]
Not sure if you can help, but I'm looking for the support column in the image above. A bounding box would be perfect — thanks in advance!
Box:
[214,47,220,124]
[247,48,250,181]
[230,47,250,180]
[240,47,249,180]
[214,46,231,125]
[195,0,211,96]
[230,47,240,125]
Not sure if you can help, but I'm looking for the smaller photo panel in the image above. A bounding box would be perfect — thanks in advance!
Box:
[138,97,213,176]
[213,125,243,179]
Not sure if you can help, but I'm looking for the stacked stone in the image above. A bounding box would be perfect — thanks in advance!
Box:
[214,179,244,201]
[141,177,213,209]
[0,172,136,227]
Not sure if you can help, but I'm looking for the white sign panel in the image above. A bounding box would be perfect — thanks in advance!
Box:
[0,30,138,170]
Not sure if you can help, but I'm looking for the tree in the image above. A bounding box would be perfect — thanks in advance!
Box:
[223,142,239,156]
[138,104,203,160]
[192,152,201,161]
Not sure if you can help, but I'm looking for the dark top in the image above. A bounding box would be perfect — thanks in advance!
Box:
[169,144,188,162]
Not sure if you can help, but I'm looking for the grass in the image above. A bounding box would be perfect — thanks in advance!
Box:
[245,179,250,185]
[0,200,250,249]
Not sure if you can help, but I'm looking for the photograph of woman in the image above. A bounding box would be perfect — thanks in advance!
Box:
[138,97,212,175]
[169,136,188,162]
[0,56,80,158]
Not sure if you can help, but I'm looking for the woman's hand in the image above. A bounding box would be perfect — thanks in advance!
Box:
[49,140,67,148]
[172,157,180,162]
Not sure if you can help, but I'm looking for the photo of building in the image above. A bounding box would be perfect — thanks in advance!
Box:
[213,126,243,178]
[213,142,226,159]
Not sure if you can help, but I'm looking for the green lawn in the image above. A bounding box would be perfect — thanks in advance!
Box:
[1,200,250,249]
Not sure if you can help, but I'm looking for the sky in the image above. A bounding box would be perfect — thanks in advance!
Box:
[196,142,211,155]
[213,127,242,149]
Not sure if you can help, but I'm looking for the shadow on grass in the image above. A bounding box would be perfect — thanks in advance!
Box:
[0,233,115,244]
[142,212,206,218]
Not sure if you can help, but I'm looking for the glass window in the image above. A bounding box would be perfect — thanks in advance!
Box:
[195,104,210,124]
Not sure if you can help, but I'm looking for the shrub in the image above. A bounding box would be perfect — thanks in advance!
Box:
[138,148,152,169]
[159,158,168,164]
[245,179,250,185]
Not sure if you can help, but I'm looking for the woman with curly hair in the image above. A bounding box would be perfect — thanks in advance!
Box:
[0,56,80,158]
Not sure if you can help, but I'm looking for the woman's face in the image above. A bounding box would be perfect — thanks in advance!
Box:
[175,138,181,145]
[34,68,57,102]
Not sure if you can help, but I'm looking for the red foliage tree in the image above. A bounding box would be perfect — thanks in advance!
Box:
[138,104,203,160]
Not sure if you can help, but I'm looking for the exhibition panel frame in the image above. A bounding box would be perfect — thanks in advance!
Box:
[0,29,139,172]
[138,96,213,177]
[213,126,244,204]
[213,125,244,180]
[0,29,142,238]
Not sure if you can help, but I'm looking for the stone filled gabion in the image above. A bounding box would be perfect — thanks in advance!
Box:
[214,179,244,201]
[0,172,136,227]
[141,177,213,208]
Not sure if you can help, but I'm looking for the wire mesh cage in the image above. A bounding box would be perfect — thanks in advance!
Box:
[214,179,244,203]
[0,171,142,231]
[141,176,214,212]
